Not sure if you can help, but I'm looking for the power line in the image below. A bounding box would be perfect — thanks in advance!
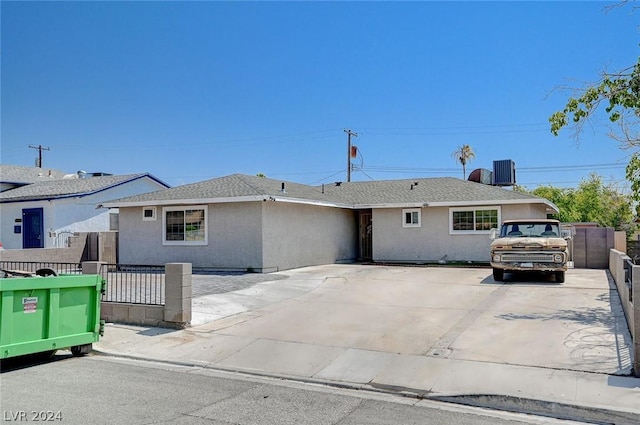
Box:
[28,144,50,168]
[354,123,551,136]
[518,163,625,172]
[30,123,565,153]
[357,122,548,130]
[360,162,626,175]
[309,170,348,185]
[21,129,345,152]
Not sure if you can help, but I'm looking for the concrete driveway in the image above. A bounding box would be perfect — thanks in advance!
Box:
[189,264,632,376]
[97,264,640,421]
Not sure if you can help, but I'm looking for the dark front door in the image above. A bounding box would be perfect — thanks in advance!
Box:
[22,208,44,248]
[359,211,372,260]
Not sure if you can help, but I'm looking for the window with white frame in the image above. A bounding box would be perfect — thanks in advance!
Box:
[109,213,119,231]
[402,208,421,228]
[163,206,207,245]
[142,207,156,221]
[450,206,500,234]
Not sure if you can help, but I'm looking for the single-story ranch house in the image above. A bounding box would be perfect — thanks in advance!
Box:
[102,174,558,272]
[0,169,169,249]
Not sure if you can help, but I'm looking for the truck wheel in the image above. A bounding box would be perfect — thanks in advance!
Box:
[71,344,92,356]
[493,268,504,282]
[555,271,565,283]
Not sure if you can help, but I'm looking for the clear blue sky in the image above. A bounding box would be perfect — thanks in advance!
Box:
[1,1,638,190]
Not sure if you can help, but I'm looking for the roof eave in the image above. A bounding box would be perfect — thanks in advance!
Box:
[0,193,82,203]
[353,198,559,212]
[0,174,167,204]
[103,195,352,209]
[102,195,266,208]
[426,199,558,211]
[353,202,427,209]
[269,196,352,209]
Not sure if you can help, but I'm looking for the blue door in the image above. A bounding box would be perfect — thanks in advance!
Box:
[22,208,44,248]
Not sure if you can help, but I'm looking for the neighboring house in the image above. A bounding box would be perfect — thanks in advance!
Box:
[0,169,170,249]
[0,164,67,192]
[102,173,558,272]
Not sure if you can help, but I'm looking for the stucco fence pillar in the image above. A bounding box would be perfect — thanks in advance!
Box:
[609,250,639,376]
[84,261,192,329]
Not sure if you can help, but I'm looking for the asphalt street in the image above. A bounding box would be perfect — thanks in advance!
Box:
[0,353,586,425]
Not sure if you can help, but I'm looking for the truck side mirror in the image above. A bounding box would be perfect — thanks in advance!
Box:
[490,228,498,240]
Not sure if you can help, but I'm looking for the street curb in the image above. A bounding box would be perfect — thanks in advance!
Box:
[430,394,639,425]
[91,349,638,424]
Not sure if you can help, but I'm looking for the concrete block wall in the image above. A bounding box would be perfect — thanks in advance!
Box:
[0,233,87,264]
[573,227,614,269]
[100,303,167,327]
[164,262,192,326]
[614,231,627,253]
[609,250,639,376]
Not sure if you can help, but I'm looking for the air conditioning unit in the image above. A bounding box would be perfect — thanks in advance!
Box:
[492,160,516,186]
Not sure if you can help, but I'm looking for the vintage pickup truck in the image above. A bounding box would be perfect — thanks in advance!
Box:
[490,219,570,283]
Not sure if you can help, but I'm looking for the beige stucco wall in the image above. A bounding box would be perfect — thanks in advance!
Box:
[261,201,357,271]
[117,199,548,269]
[372,203,549,263]
[118,202,263,269]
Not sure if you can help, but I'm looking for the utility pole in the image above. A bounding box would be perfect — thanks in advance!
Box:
[344,129,358,182]
[29,144,50,168]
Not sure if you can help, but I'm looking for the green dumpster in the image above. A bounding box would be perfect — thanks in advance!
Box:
[0,273,105,359]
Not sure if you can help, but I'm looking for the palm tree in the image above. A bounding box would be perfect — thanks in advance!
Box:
[452,144,475,179]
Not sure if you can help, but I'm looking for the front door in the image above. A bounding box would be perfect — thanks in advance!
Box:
[22,208,44,248]
[359,211,372,260]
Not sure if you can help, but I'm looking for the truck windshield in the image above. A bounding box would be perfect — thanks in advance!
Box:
[500,223,560,238]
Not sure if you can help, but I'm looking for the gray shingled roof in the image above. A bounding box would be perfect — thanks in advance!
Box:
[102,174,342,205]
[0,164,67,184]
[102,173,557,211]
[319,177,545,206]
[0,174,163,202]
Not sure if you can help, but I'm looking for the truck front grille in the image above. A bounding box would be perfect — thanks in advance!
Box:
[501,253,555,262]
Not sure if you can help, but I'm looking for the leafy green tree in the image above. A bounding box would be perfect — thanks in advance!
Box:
[549,58,640,145]
[528,173,635,235]
[549,56,640,208]
[451,144,475,179]
[530,185,577,223]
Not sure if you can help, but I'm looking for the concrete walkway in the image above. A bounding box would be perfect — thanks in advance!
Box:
[95,264,640,423]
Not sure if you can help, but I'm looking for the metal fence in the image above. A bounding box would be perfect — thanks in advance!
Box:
[0,261,82,276]
[102,264,165,306]
[624,258,635,303]
[0,261,165,306]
